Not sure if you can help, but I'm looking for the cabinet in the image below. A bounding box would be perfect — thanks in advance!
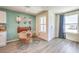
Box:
[0,32,7,47]
[0,11,7,47]
[0,11,6,23]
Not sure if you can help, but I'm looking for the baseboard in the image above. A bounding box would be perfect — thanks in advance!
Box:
[54,37,58,39]
[7,39,19,43]
[37,36,47,41]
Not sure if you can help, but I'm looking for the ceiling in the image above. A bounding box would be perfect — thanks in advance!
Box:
[0,6,48,15]
[52,6,79,13]
[0,6,79,15]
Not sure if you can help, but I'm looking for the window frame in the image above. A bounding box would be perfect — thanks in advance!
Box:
[40,16,46,32]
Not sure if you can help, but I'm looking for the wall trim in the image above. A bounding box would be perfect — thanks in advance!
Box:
[7,39,19,43]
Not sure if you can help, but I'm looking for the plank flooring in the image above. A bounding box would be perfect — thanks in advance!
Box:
[0,38,79,53]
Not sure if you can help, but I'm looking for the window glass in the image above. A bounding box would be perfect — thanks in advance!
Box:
[64,14,78,33]
[40,16,46,32]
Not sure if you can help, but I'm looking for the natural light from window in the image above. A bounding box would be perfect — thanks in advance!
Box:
[40,16,46,32]
[64,14,78,33]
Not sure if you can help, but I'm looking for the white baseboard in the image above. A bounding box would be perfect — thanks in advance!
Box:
[7,39,19,43]
[47,37,56,41]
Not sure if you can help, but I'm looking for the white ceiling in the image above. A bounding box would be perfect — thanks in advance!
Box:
[52,6,79,13]
[0,6,79,15]
[0,6,48,15]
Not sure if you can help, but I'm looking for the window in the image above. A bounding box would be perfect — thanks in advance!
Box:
[40,16,46,32]
[64,14,78,33]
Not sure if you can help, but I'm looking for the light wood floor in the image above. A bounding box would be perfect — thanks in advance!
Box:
[0,38,79,53]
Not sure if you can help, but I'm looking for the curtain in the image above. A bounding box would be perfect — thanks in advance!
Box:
[59,15,65,39]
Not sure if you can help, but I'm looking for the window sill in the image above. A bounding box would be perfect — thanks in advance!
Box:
[65,32,78,34]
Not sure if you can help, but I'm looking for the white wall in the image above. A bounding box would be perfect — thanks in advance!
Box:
[66,33,79,42]
[48,9,56,41]
[55,15,60,37]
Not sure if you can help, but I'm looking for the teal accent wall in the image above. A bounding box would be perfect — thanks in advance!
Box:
[0,9,36,41]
